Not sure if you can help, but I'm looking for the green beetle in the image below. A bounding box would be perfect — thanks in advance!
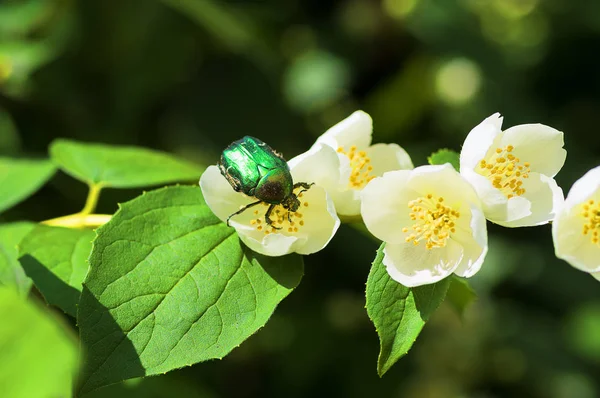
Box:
[218,136,313,228]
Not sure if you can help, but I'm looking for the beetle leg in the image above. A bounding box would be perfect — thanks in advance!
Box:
[265,204,282,229]
[293,182,314,200]
[293,182,314,191]
[227,200,262,227]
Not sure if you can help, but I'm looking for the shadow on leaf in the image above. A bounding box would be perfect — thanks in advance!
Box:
[412,278,451,321]
[20,254,81,317]
[77,286,145,397]
[242,245,304,289]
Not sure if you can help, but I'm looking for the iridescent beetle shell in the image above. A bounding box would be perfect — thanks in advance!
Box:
[218,136,313,228]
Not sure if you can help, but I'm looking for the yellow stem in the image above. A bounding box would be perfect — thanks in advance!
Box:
[81,183,103,215]
[41,214,112,229]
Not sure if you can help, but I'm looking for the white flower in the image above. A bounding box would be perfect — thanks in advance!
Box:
[459,113,566,227]
[309,110,413,217]
[552,165,600,276]
[361,164,488,287]
[199,145,340,257]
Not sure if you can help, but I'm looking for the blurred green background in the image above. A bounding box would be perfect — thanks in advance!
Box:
[2,0,600,397]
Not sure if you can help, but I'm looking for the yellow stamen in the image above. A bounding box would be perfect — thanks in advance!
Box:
[581,199,600,245]
[476,145,530,198]
[252,187,310,236]
[337,145,375,189]
[403,193,461,250]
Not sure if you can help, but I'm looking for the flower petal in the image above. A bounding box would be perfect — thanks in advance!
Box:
[239,233,298,257]
[564,165,600,208]
[315,110,373,150]
[367,143,414,176]
[288,143,342,194]
[460,168,534,225]
[383,240,464,287]
[552,182,600,272]
[289,143,361,216]
[460,113,503,171]
[361,170,415,244]
[553,203,583,262]
[233,185,339,256]
[498,173,563,227]
[452,204,488,277]
[499,123,566,177]
[555,237,600,274]
[329,188,361,217]
[293,185,340,254]
[199,165,255,223]
[407,164,480,205]
[593,272,600,282]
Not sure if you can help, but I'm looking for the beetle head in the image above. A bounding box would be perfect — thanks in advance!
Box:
[281,194,300,212]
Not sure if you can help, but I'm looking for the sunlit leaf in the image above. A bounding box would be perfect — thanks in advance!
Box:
[78,186,303,394]
[0,158,55,213]
[19,225,94,317]
[428,148,460,171]
[0,222,34,296]
[0,288,78,398]
[49,139,202,188]
[366,243,450,376]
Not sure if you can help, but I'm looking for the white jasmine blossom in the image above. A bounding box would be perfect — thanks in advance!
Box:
[310,110,413,217]
[200,145,340,256]
[552,166,600,277]
[361,164,488,287]
[459,113,566,227]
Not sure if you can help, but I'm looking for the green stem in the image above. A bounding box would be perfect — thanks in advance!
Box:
[81,183,102,215]
[41,214,112,229]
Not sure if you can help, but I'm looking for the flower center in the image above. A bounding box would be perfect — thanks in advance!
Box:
[402,194,460,250]
[251,191,309,235]
[476,145,530,199]
[581,199,600,245]
[337,145,374,189]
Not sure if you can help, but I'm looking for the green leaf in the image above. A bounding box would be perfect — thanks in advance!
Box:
[0,157,55,213]
[427,148,460,171]
[0,222,34,296]
[366,243,450,376]
[78,185,303,394]
[446,276,477,317]
[49,139,203,188]
[19,225,94,317]
[0,287,78,398]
